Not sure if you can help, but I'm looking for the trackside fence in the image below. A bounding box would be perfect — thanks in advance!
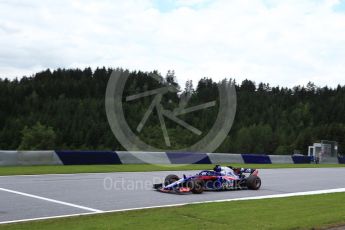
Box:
[1,151,344,166]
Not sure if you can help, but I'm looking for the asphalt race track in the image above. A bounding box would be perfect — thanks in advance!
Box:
[1,168,345,224]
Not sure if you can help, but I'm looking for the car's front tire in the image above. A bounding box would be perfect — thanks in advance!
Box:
[164,174,180,185]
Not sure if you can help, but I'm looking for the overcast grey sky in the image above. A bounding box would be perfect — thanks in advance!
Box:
[0,0,345,87]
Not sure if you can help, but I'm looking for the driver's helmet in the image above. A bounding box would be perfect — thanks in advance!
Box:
[213,165,222,172]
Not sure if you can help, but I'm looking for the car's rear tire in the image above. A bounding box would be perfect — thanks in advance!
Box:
[187,179,204,194]
[246,175,261,190]
[164,174,180,185]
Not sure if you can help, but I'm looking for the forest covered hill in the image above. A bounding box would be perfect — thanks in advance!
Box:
[1,67,344,155]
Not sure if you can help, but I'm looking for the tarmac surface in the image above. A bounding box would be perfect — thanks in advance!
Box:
[1,168,345,224]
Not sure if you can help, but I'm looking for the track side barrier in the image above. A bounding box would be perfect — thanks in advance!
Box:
[166,152,211,164]
[55,150,121,165]
[319,157,339,164]
[116,151,170,164]
[338,156,345,164]
[0,151,19,166]
[1,151,342,166]
[0,151,62,166]
[241,154,272,164]
[291,155,312,164]
[269,155,294,164]
[17,151,62,165]
[207,153,244,164]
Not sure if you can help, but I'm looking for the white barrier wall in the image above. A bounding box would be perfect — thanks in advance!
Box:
[0,151,19,166]
[320,157,338,164]
[0,151,62,166]
[268,155,294,164]
[207,153,244,164]
[17,151,63,165]
[116,151,171,164]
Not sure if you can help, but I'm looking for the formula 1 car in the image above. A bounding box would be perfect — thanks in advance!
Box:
[153,165,261,194]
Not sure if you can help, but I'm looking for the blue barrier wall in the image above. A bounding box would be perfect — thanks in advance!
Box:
[166,152,211,164]
[338,156,345,164]
[292,155,312,164]
[55,151,121,165]
[241,154,272,164]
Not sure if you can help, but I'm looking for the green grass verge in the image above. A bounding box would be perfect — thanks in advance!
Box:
[1,192,345,229]
[0,164,344,176]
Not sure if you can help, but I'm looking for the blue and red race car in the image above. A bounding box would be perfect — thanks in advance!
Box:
[153,165,261,194]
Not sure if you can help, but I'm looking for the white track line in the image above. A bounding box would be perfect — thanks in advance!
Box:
[0,187,102,213]
[1,187,345,225]
[187,187,345,203]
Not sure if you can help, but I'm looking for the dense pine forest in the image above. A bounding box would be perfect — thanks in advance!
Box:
[1,67,345,155]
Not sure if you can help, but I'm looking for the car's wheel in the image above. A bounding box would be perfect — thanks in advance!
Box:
[246,175,261,190]
[164,174,180,185]
[187,179,204,194]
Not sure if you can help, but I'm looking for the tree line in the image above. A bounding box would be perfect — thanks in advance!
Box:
[1,67,344,155]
